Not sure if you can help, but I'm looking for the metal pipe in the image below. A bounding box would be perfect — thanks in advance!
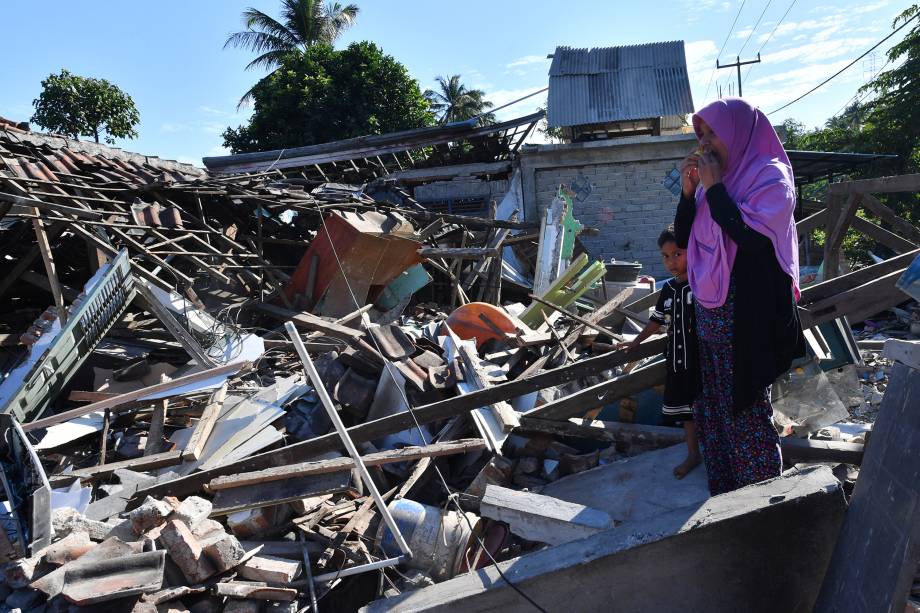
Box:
[285,321,412,557]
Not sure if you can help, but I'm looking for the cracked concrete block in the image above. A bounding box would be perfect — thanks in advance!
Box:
[52,507,111,542]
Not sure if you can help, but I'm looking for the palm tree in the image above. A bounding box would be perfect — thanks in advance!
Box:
[225,0,359,105]
[424,75,495,125]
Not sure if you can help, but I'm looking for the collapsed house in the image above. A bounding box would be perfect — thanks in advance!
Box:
[0,40,919,612]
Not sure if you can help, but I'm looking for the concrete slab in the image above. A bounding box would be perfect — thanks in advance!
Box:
[362,465,845,613]
[540,443,710,524]
[816,360,920,612]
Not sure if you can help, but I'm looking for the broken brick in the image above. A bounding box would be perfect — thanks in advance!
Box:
[238,555,301,583]
[200,531,245,573]
[226,505,291,540]
[172,496,213,529]
[158,520,216,584]
[131,496,174,535]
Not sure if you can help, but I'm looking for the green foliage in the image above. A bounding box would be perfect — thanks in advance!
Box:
[780,5,920,263]
[222,42,434,152]
[225,0,359,106]
[31,69,139,144]
[423,75,495,125]
[536,101,564,142]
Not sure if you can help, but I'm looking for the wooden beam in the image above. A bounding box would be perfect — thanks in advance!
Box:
[254,303,362,342]
[528,294,624,341]
[800,249,919,305]
[144,398,168,457]
[859,193,920,244]
[207,439,484,491]
[0,222,67,300]
[23,362,246,432]
[525,361,667,421]
[58,450,184,482]
[824,193,862,279]
[796,209,828,237]
[827,173,920,195]
[31,211,69,325]
[418,247,500,260]
[135,284,217,367]
[182,383,228,461]
[387,161,512,182]
[801,268,907,328]
[135,337,667,500]
[850,216,917,253]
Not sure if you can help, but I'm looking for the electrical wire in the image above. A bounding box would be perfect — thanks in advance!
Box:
[704,0,749,101]
[736,0,773,57]
[742,0,798,85]
[303,210,550,612]
[766,11,918,116]
[830,56,892,119]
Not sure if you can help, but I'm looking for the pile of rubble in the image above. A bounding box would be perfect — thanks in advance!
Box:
[1,119,920,612]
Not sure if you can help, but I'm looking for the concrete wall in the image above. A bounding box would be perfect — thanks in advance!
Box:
[519,133,697,279]
[363,465,846,613]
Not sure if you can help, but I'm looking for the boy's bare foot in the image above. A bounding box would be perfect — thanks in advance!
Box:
[673,454,701,479]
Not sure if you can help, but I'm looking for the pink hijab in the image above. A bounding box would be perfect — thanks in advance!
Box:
[688,97,800,309]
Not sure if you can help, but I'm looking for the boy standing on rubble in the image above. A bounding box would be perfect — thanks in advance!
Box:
[621,228,701,478]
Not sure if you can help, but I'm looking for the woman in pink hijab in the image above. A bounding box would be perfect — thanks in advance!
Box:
[674,97,805,495]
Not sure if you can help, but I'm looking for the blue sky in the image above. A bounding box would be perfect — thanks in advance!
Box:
[0,1,911,166]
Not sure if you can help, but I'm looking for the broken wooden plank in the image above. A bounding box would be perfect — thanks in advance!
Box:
[800,248,919,305]
[255,302,362,342]
[61,450,184,482]
[135,283,217,367]
[526,361,667,422]
[850,215,917,253]
[480,484,613,546]
[826,173,920,195]
[529,293,623,341]
[860,193,920,244]
[24,361,246,432]
[181,383,228,461]
[208,439,484,491]
[144,399,167,457]
[210,472,352,516]
[135,338,667,500]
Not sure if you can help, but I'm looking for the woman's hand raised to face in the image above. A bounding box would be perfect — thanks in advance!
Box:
[698,152,723,191]
[680,149,701,198]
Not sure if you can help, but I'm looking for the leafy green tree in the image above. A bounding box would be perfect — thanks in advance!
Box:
[225,0,359,106]
[424,75,495,125]
[222,42,434,152]
[778,5,920,265]
[31,70,139,144]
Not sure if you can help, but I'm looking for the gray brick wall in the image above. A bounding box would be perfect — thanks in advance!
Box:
[535,158,681,279]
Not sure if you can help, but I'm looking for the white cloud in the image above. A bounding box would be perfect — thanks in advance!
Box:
[684,39,718,85]
[749,59,855,88]
[507,54,549,69]
[198,105,228,116]
[206,144,230,157]
[160,122,188,133]
[760,37,873,65]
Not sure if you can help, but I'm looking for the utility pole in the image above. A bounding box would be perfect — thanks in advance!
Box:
[716,53,761,97]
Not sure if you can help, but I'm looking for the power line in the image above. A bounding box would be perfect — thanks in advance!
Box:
[742,0,798,85]
[832,56,891,118]
[703,0,748,101]
[736,0,774,57]
[766,11,918,116]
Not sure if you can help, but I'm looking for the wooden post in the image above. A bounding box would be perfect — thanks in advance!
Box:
[31,209,68,325]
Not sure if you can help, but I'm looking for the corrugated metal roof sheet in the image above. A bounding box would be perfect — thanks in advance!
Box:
[547,41,695,128]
